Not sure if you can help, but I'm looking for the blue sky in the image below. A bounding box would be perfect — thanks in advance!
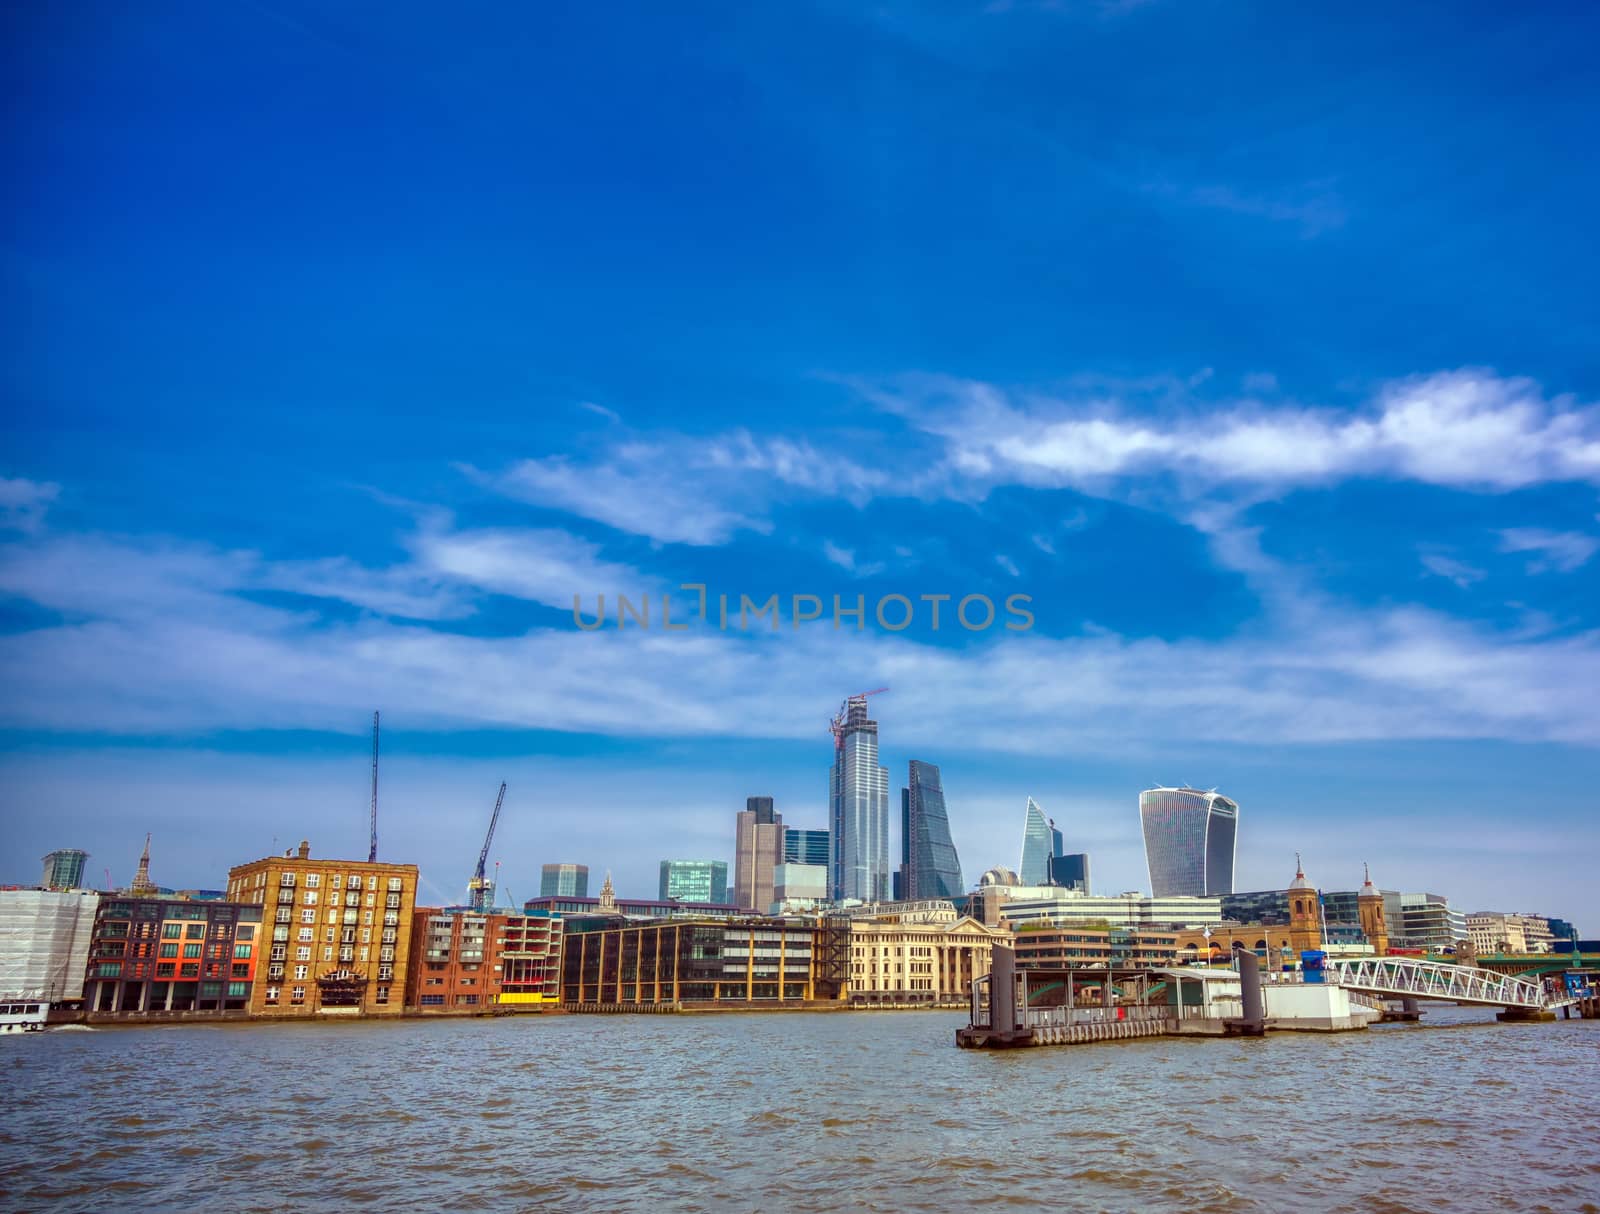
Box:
[3,2,1598,925]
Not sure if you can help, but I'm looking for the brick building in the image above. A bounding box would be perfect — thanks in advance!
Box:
[405,907,563,1012]
[83,897,262,1016]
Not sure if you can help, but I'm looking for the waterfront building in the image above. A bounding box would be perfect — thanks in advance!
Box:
[1173,923,1302,965]
[846,913,1009,1005]
[1287,858,1323,955]
[735,796,785,912]
[1013,924,1179,970]
[1019,797,1053,885]
[902,760,964,901]
[0,888,100,1004]
[524,893,744,920]
[783,827,829,868]
[1139,786,1238,897]
[225,840,419,1017]
[772,863,828,908]
[1396,893,1468,952]
[83,897,261,1016]
[659,860,729,904]
[1221,889,1292,926]
[1048,853,1091,894]
[561,917,845,1004]
[1466,912,1554,954]
[540,863,589,899]
[405,907,563,1011]
[40,849,89,891]
[829,696,891,903]
[1358,866,1389,955]
[979,882,1223,932]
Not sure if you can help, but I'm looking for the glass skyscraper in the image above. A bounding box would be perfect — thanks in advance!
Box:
[658,859,729,904]
[40,848,89,890]
[1138,787,1238,897]
[540,863,589,899]
[783,828,830,868]
[1019,797,1053,885]
[829,696,890,902]
[902,760,964,900]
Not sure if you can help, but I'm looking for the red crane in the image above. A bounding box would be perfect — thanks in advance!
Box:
[830,687,889,750]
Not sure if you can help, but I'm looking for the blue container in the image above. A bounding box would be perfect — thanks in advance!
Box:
[1300,950,1327,984]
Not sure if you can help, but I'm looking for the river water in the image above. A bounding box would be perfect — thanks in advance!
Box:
[3,1007,1597,1212]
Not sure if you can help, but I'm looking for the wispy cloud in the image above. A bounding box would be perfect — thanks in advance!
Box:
[1496,527,1599,574]
[1144,177,1347,237]
[0,477,61,534]
[1420,552,1486,589]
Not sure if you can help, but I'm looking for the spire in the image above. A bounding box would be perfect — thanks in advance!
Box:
[1288,851,1312,891]
[598,871,617,913]
[1360,861,1379,897]
[129,833,155,896]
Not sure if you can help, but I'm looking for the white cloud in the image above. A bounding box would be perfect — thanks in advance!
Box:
[1496,527,1600,574]
[0,477,61,534]
[1420,553,1486,589]
[995,554,1021,577]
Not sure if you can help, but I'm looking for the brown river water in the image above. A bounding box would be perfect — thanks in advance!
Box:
[2,1006,1597,1212]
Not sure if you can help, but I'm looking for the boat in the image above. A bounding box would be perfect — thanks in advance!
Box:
[1,997,49,1034]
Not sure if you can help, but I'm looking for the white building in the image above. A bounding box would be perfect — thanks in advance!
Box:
[975,883,1224,931]
[0,889,100,1004]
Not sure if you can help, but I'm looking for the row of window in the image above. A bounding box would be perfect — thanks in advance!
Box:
[278,872,404,892]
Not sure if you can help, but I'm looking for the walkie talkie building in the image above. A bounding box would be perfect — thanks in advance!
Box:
[1139,787,1238,897]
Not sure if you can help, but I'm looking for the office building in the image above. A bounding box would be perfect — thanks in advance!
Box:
[659,860,729,905]
[1466,912,1555,954]
[970,878,1224,932]
[901,760,964,901]
[524,893,744,920]
[846,913,1010,1005]
[1139,786,1238,897]
[0,888,100,1004]
[735,796,785,912]
[1049,853,1091,894]
[773,863,828,907]
[783,828,829,868]
[1396,893,1468,952]
[83,897,261,1016]
[1019,797,1053,885]
[1221,889,1292,926]
[40,849,89,891]
[406,907,563,1011]
[225,839,419,1017]
[829,696,891,902]
[1013,925,1179,970]
[540,864,589,899]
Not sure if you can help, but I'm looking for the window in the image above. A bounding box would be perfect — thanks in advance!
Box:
[159,943,179,958]
[385,893,401,909]
[296,946,311,961]
[302,891,318,906]
[457,995,478,1005]
[298,928,313,942]
[425,977,444,986]
[162,923,182,939]
[331,875,342,889]
[234,944,252,959]
[420,995,444,1006]
[459,977,476,986]
[270,945,286,961]
[359,947,369,962]
[272,925,289,942]
[182,943,202,958]
[267,963,285,979]
[306,873,321,889]
[231,964,251,979]
[367,876,378,891]
[228,982,249,997]
[280,872,297,887]
[375,985,389,1004]
[265,985,280,1004]
[301,909,316,924]
[365,893,376,908]
[290,986,305,1004]
[95,962,120,977]
[180,963,198,977]
[156,962,175,977]
[363,911,374,926]
[323,946,333,961]
[275,907,292,923]
[387,877,402,892]
[293,965,308,980]
[378,965,393,981]
[360,929,371,944]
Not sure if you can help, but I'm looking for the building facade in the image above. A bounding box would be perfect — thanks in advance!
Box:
[846,915,1010,1004]
[225,840,419,1017]
[540,863,589,899]
[1396,893,1468,952]
[735,797,785,911]
[523,894,743,920]
[406,907,564,1011]
[829,696,890,903]
[659,860,729,904]
[83,897,261,1016]
[783,828,829,868]
[40,849,89,891]
[990,887,1224,932]
[562,917,845,1004]
[1139,786,1238,897]
[772,863,828,907]
[1013,925,1179,969]
[1019,797,1053,885]
[902,760,964,901]
[1049,853,1091,894]
[0,888,100,1003]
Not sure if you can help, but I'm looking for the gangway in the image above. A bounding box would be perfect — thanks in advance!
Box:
[1325,956,1574,1011]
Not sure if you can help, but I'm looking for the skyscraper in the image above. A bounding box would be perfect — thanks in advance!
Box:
[1138,786,1238,897]
[1049,852,1091,893]
[1019,798,1053,885]
[734,796,785,911]
[783,828,830,868]
[902,760,964,900]
[540,863,589,899]
[40,849,89,890]
[829,696,890,902]
[659,860,729,904]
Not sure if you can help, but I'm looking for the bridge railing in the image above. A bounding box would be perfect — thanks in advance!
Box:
[1324,956,1560,1008]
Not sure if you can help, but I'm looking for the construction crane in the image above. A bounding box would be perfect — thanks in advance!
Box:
[467,782,507,912]
[368,711,380,863]
[829,687,889,750]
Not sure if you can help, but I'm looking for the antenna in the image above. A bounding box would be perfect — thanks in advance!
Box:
[368,710,380,863]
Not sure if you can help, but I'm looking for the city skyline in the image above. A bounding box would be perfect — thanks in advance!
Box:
[3,4,1598,927]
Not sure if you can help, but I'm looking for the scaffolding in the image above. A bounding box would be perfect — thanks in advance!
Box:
[0,889,101,1003]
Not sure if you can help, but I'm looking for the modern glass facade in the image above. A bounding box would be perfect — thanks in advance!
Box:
[41,849,89,891]
[1138,787,1238,897]
[540,864,589,899]
[658,860,729,905]
[1048,852,1091,894]
[1019,798,1053,885]
[1398,893,1468,951]
[829,698,890,902]
[783,828,830,868]
[1220,889,1291,926]
[903,760,964,901]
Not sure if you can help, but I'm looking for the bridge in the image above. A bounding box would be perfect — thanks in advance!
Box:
[1323,956,1574,1011]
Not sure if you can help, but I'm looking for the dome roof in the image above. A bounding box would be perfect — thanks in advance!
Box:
[1288,853,1313,890]
[978,866,1020,888]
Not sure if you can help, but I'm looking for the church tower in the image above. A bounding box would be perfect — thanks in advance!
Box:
[1357,862,1388,956]
[1287,854,1322,955]
[597,871,618,914]
[129,833,156,896]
